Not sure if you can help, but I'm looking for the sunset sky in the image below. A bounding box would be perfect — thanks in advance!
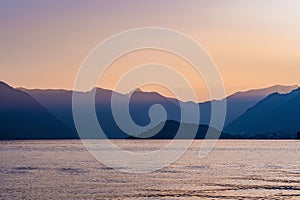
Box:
[1,0,300,101]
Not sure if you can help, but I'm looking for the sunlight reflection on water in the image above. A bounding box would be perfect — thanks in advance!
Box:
[1,140,300,199]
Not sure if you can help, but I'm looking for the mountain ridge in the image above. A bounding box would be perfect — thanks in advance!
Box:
[1,80,299,139]
[0,81,73,139]
[226,87,300,138]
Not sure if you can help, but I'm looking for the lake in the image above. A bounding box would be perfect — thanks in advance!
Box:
[1,140,300,199]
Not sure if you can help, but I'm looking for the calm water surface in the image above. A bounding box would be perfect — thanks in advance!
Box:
[1,140,300,199]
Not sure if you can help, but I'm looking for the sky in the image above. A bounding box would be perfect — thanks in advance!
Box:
[0,0,300,101]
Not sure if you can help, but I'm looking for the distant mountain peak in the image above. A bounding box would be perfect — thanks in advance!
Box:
[0,81,13,89]
[129,88,144,94]
[226,87,300,137]
[272,87,300,97]
[272,84,299,93]
[229,84,298,99]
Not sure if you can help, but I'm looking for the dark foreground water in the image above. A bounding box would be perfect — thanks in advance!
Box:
[1,140,300,199]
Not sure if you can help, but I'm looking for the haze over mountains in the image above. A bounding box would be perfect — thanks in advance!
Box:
[0,81,299,139]
[199,84,298,126]
[0,82,72,139]
[226,88,300,138]
[19,87,182,139]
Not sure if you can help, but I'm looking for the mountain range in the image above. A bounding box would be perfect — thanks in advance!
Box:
[0,81,299,139]
[225,88,300,138]
[128,120,237,139]
[199,84,298,126]
[0,82,72,139]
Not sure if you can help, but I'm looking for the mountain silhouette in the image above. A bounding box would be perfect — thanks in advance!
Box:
[128,120,235,139]
[198,85,298,126]
[20,87,182,139]
[226,88,300,138]
[22,84,297,130]
[0,82,73,139]
[0,80,295,139]
[19,83,298,139]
